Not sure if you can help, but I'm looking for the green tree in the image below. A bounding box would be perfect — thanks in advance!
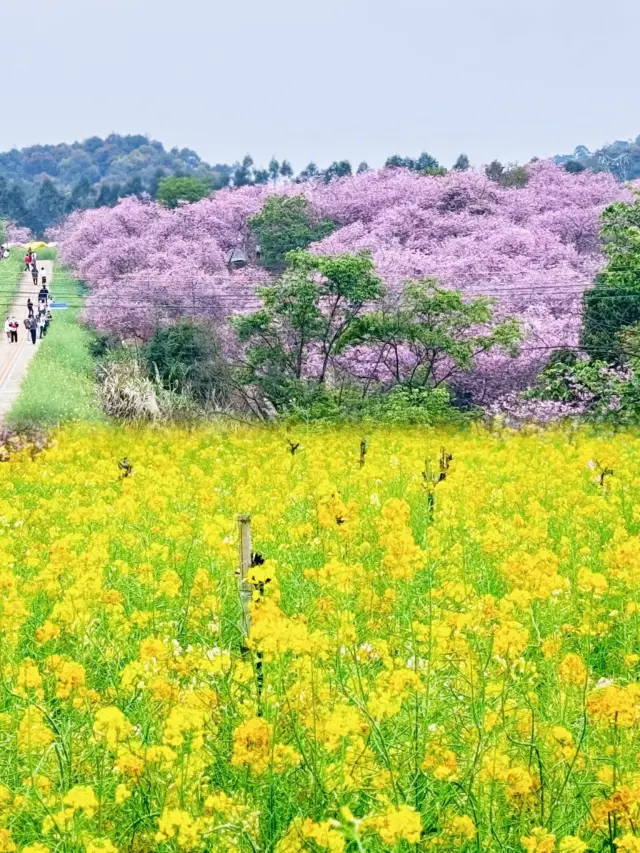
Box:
[582,195,640,362]
[67,177,96,212]
[268,158,280,184]
[485,160,529,188]
[297,163,319,182]
[323,160,352,182]
[485,160,505,183]
[453,153,470,171]
[338,279,521,389]
[148,168,167,198]
[146,322,228,402]
[156,176,211,208]
[233,251,383,409]
[280,160,294,181]
[30,179,65,234]
[233,155,254,187]
[253,169,270,185]
[248,196,336,271]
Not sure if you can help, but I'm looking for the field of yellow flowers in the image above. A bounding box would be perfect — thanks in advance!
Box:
[2,423,640,853]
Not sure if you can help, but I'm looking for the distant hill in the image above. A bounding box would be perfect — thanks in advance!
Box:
[555,136,640,181]
[0,134,236,236]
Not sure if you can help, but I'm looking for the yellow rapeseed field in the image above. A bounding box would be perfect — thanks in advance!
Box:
[2,423,640,853]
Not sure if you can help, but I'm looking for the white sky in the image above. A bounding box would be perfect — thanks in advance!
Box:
[1,0,638,170]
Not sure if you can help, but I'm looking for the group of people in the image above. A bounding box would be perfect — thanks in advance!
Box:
[24,249,45,287]
[4,252,53,345]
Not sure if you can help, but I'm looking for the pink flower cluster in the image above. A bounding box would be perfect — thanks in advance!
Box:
[5,222,33,246]
[56,162,630,398]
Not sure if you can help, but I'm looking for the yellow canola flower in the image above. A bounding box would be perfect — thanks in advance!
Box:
[362,804,422,845]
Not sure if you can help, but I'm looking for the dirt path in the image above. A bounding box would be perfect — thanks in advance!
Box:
[0,260,54,420]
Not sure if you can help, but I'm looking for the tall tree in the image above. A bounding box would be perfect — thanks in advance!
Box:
[453,153,470,171]
[280,160,294,181]
[67,177,96,212]
[233,251,383,408]
[339,280,521,388]
[323,160,352,182]
[297,163,319,182]
[268,158,280,185]
[31,179,65,234]
[582,196,640,362]
[233,155,254,187]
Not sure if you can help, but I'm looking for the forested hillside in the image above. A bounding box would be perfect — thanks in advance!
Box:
[555,137,640,180]
[0,134,234,236]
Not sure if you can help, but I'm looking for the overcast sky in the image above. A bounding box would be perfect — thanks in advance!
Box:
[2,0,638,171]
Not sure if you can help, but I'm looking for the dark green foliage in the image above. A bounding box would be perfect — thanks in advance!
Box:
[564,160,586,174]
[453,153,470,171]
[233,156,254,187]
[385,152,441,173]
[323,160,352,182]
[485,161,529,187]
[146,323,228,402]
[0,134,233,235]
[156,176,211,208]
[297,163,320,182]
[527,348,640,423]
[233,251,383,410]
[581,197,640,362]
[248,196,336,271]
[528,351,611,403]
[67,177,96,212]
[280,160,294,180]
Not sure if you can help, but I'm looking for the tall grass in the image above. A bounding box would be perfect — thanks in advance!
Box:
[7,268,103,427]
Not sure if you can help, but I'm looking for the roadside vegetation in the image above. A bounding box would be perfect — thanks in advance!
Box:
[7,267,102,427]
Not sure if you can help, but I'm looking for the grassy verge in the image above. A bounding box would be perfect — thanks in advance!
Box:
[0,252,26,317]
[31,247,57,261]
[7,267,103,427]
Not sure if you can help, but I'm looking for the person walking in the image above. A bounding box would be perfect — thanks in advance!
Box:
[26,299,33,317]
[9,317,18,343]
[24,251,32,271]
[28,314,37,345]
[4,315,10,342]
[38,312,46,339]
[31,263,38,287]
[31,250,37,264]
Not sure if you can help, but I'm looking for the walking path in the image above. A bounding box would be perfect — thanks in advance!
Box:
[0,260,54,420]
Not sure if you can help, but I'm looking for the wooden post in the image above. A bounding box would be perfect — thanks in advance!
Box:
[237,514,253,648]
[359,439,367,468]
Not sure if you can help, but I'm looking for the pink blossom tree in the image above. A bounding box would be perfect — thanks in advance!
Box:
[57,162,631,400]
